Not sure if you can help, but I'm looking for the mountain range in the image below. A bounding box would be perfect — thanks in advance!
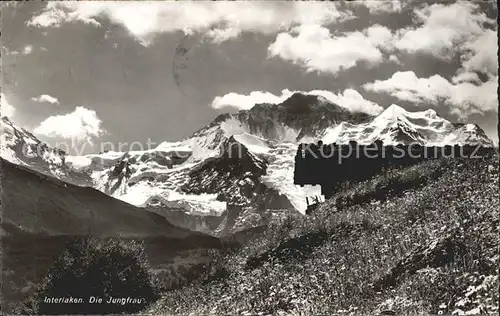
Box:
[1,93,494,235]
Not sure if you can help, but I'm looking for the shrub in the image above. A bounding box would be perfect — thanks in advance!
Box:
[19,236,159,315]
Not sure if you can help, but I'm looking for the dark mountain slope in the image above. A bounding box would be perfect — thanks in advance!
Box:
[1,157,206,238]
[237,93,373,141]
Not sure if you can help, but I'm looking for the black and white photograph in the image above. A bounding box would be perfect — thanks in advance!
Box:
[0,1,498,315]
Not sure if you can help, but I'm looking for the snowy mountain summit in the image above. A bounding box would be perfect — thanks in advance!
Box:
[322,104,493,146]
[0,116,91,185]
[75,93,379,216]
[1,93,494,234]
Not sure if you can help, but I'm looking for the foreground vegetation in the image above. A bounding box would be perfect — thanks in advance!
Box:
[151,154,499,315]
[16,237,159,315]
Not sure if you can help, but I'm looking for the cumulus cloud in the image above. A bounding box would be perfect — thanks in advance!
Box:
[448,78,498,116]
[211,91,285,111]
[206,27,242,44]
[28,1,352,45]
[1,93,16,118]
[451,72,482,85]
[266,2,496,74]
[27,2,101,28]
[352,1,403,14]
[460,29,498,76]
[34,106,105,144]
[211,88,382,115]
[395,2,494,59]
[31,94,60,105]
[268,24,396,75]
[363,71,451,103]
[306,89,384,115]
[363,71,498,116]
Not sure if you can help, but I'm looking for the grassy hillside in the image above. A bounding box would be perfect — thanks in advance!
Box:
[151,154,499,315]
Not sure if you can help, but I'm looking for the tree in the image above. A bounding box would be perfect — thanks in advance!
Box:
[20,236,159,315]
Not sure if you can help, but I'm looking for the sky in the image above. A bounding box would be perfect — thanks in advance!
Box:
[1,1,498,154]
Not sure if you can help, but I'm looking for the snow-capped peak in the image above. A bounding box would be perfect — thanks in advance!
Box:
[380,104,407,117]
[377,104,440,123]
[1,116,91,185]
[321,105,493,147]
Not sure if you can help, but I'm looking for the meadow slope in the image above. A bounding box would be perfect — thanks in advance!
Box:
[151,153,499,315]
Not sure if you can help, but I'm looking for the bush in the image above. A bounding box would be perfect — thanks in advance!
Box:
[19,236,159,315]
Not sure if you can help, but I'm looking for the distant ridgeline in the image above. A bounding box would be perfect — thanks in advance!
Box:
[294,140,493,199]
